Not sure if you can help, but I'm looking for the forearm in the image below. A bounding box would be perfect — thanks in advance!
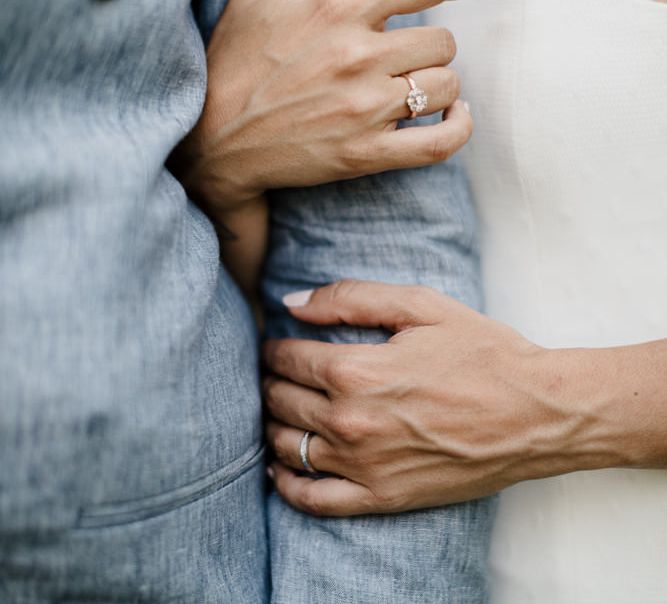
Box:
[263,165,495,602]
[523,340,667,481]
[262,158,481,339]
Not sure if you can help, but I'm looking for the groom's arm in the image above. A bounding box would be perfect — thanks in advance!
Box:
[260,11,495,604]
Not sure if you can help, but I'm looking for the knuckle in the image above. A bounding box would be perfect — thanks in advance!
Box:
[335,42,374,74]
[330,408,369,444]
[406,284,438,312]
[328,279,362,305]
[326,351,378,392]
[393,307,420,331]
[324,355,358,389]
[340,94,375,119]
[392,285,440,327]
[331,410,357,442]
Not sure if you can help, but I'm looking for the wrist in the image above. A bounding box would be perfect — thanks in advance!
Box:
[169,117,264,213]
[515,347,635,483]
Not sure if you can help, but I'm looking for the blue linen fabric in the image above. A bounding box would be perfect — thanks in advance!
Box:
[0,1,495,602]
[263,14,497,604]
[264,11,496,604]
[263,162,497,604]
[0,1,267,602]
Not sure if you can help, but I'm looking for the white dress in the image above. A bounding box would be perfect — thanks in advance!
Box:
[428,1,667,602]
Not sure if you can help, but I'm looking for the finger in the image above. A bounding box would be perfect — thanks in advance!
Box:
[266,421,339,475]
[379,27,456,74]
[374,99,473,171]
[263,376,331,433]
[264,339,378,392]
[385,66,460,121]
[282,280,454,333]
[263,339,336,390]
[269,461,376,517]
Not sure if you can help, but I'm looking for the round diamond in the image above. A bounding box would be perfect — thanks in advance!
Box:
[407,87,428,113]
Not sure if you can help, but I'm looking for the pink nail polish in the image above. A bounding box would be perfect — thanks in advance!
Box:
[282,289,313,308]
[267,466,275,480]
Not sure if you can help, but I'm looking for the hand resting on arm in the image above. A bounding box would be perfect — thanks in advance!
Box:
[263,280,667,517]
[170,0,470,300]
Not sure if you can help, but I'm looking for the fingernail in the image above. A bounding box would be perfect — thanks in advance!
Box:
[266,466,275,480]
[463,101,471,114]
[283,289,313,308]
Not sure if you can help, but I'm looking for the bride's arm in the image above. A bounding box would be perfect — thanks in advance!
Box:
[534,339,667,471]
[262,280,667,516]
[170,0,471,310]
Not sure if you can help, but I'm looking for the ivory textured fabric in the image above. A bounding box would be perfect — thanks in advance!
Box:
[430,1,667,602]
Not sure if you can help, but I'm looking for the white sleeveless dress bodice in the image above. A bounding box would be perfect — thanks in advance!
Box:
[428,1,667,602]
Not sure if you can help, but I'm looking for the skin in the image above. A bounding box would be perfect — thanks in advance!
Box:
[170,0,470,299]
[263,280,667,517]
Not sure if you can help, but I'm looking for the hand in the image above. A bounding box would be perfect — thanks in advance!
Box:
[263,281,629,517]
[173,0,471,221]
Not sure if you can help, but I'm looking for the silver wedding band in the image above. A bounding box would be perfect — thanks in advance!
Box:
[299,430,316,473]
[401,73,428,119]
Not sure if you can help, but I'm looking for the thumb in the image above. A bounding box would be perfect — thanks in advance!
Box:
[282,280,448,333]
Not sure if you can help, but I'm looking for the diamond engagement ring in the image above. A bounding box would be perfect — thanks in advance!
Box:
[401,74,428,119]
[299,430,316,473]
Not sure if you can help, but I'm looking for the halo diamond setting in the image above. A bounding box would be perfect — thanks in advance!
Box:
[406,87,428,115]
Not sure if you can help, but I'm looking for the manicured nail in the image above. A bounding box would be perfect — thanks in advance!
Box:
[266,466,275,480]
[283,289,313,308]
[463,101,471,114]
